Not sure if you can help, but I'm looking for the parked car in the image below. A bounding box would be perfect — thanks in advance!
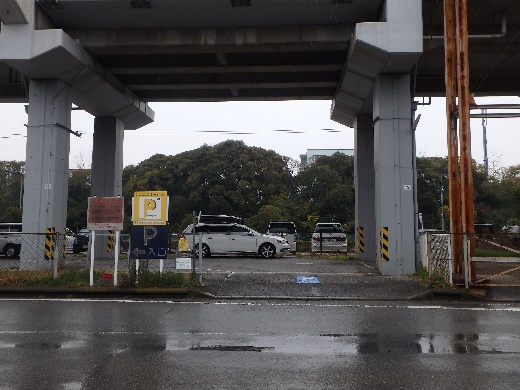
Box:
[0,222,22,258]
[64,228,75,253]
[73,228,90,253]
[311,223,348,252]
[178,223,290,258]
[267,221,297,253]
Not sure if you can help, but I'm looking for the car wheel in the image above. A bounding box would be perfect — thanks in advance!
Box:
[259,243,276,259]
[195,243,211,258]
[5,244,19,259]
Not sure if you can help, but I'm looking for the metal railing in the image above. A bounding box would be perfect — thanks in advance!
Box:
[420,231,520,287]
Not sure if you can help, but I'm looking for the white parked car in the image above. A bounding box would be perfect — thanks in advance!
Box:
[178,223,291,258]
[0,222,23,258]
[311,222,348,252]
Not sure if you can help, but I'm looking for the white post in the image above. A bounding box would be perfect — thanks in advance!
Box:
[160,259,164,274]
[114,230,120,286]
[198,232,203,285]
[136,258,139,285]
[53,248,58,279]
[90,230,96,286]
[468,234,471,288]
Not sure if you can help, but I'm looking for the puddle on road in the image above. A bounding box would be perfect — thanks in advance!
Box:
[171,333,520,355]
[190,345,274,352]
[128,343,166,351]
[318,333,520,355]
[15,342,61,350]
[3,333,518,355]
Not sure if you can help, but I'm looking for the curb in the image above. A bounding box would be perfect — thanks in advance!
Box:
[0,287,515,303]
[0,287,213,300]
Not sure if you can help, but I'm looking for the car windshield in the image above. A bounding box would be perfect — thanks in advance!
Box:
[314,225,345,233]
[268,223,296,234]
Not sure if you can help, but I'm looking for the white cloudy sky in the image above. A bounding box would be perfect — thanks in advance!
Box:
[0,96,518,169]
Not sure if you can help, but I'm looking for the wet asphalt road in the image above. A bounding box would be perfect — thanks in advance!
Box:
[1,298,520,389]
[185,255,427,299]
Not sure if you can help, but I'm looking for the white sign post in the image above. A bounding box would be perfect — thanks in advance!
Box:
[87,197,124,287]
[90,231,96,287]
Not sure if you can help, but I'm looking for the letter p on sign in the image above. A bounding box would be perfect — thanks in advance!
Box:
[132,191,168,225]
[139,197,161,219]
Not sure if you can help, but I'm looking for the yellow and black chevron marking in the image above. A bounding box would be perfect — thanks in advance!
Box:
[44,227,56,261]
[50,227,56,260]
[358,227,365,253]
[380,226,389,262]
[107,230,114,253]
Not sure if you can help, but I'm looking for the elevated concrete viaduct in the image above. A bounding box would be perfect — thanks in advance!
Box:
[0,0,518,274]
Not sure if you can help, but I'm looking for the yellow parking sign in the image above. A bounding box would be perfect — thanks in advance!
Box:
[132,191,169,225]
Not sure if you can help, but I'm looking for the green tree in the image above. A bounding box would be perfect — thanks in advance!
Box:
[416,157,447,230]
[66,169,91,231]
[245,205,287,232]
[293,153,354,235]
[122,141,294,232]
[0,161,24,222]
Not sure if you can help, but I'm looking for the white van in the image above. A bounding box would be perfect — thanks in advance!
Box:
[0,222,23,258]
[267,222,297,253]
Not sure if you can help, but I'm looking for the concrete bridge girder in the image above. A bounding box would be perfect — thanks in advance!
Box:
[0,27,154,129]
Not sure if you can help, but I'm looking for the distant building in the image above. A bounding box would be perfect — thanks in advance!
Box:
[300,149,354,167]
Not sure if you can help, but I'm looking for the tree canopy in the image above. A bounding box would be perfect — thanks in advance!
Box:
[1,141,519,235]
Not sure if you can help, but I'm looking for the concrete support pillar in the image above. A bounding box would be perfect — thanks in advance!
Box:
[91,117,124,198]
[354,114,376,264]
[373,74,416,275]
[21,80,71,269]
[90,117,124,259]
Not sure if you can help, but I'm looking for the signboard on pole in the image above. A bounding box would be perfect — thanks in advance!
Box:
[132,191,169,225]
[87,197,124,230]
[130,225,169,259]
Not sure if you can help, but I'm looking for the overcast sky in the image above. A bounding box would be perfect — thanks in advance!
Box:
[0,96,518,169]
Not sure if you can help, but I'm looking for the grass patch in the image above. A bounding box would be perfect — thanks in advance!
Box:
[0,269,93,287]
[476,248,520,258]
[0,268,197,289]
[119,270,194,289]
[408,266,447,288]
[315,253,358,261]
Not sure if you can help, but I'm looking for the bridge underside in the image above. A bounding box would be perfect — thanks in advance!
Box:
[0,0,518,274]
[1,1,519,102]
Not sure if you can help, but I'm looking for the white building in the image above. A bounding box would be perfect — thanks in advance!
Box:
[300,149,354,167]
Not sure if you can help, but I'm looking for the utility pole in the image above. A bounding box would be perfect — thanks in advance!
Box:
[444,0,475,278]
[482,108,489,175]
[443,0,463,275]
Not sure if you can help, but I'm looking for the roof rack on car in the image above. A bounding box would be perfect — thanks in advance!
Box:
[197,213,242,224]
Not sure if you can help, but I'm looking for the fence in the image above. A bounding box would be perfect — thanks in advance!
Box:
[0,232,192,288]
[420,231,520,287]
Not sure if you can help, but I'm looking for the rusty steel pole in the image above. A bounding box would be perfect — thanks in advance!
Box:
[443,0,463,275]
[455,0,476,279]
